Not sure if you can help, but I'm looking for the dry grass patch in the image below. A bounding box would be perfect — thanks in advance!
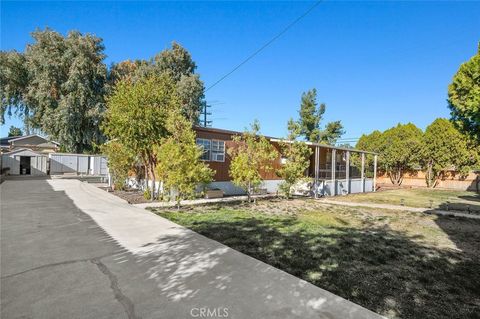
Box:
[329,188,480,212]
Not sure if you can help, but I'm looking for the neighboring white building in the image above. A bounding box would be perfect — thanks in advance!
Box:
[1,148,48,176]
[0,135,108,177]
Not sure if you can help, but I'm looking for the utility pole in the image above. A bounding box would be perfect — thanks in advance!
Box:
[199,101,212,127]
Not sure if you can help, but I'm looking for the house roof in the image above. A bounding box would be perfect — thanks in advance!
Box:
[1,148,44,156]
[194,125,277,141]
[7,134,60,145]
[0,136,21,147]
[269,138,378,155]
[0,134,60,146]
[194,126,376,155]
[194,126,245,137]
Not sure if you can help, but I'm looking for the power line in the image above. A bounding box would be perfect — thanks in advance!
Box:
[205,1,323,92]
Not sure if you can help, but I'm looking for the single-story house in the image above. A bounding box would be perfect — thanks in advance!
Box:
[0,134,59,154]
[190,126,378,197]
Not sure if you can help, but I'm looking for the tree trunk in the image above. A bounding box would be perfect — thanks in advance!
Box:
[389,169,402,185]
[150,164,156,201]
[425,162,435,188]
[433,171,444,189]
[144,162,150,196]
[389,170,395,184]
[247,181,251,203]
[176,191,181,209]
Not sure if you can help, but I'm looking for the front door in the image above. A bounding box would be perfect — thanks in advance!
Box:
[19,156,31,175]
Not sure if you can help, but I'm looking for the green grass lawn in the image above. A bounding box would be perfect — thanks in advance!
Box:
[330,188,480,211]
[153,199,480,319]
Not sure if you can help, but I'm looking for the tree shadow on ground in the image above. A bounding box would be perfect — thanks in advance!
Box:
[166,213,480,319]
[458,193,480,204]
[437,201,480,212]
[135,225,381,319]
[433,215,480,319]
[437,191,480,212]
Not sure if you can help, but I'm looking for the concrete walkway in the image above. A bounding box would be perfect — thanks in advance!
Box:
[320,199,480,219]
[1,178,383,319]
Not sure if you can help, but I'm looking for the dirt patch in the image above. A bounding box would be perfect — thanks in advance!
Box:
[112,189,149,204]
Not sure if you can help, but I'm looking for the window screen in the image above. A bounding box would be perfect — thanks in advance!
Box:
[196,138,211,161]
[211,140,225,162]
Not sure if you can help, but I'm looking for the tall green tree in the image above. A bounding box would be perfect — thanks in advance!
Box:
[421,118,478,188]
[228,121,278,202]
[176,74,204,122]
[7,125,23,137]
[290,88,344,145]
[356,124,423,185]
[103,75,179,200]
[276,124,312,198]
[0,51,29,123]
[106,60,147,89]
[154,43,204,123]
[448,43,480,142]
[153,42,197,81]
[0,28,107,153]
[353,130,383,170]
[155,111,214,207]
[356,130,383,157]
[380,123,423,185]
[123,42,205,123]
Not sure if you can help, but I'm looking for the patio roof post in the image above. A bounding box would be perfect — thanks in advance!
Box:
[373,154,378,192]
[361,152,365,193]
[345,150,350,194]
[331,149,336,196]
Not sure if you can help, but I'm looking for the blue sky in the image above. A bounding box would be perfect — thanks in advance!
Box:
[1,1,479,143]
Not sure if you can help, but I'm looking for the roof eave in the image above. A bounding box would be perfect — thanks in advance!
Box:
[268,138,378,155]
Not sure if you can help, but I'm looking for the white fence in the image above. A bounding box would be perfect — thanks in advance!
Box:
[49,153,108,176]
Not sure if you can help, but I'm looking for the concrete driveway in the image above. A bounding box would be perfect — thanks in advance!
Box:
[1,178,383,319]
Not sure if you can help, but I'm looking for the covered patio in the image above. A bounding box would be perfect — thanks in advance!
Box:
[309,143,378,197]
[270,139,378,197]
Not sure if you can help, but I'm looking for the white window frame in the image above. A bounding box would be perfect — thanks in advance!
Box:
[196,138,211,161]
[210,139,225,162]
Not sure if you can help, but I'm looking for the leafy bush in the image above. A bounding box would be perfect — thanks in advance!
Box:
[101,141,136,191]
[143,187,151,200]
